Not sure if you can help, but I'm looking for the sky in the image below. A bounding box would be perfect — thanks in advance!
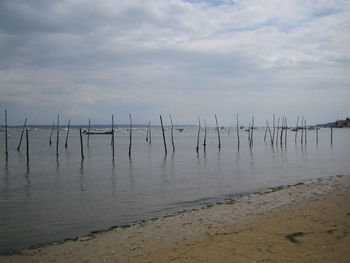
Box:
[0,0,349,126]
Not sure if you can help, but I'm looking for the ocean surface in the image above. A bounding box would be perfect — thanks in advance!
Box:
[0,127,349,252]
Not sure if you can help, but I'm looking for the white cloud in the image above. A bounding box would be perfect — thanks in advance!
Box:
[0,0,349,125]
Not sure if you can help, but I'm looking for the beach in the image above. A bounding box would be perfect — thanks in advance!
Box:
[1,175,349,263]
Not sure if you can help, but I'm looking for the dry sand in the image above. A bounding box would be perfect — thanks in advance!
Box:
[1,175,349,263]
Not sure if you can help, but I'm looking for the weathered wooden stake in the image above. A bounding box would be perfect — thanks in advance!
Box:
[146,122,149,142]
[276,117,280,145]
[160,115,167,156]
[264,120,268,142]
[267,121,273,146]
[304,119,307,144]
[56,114,59,157]
[236,114,240,149]
[87,118,91,147]
[247,122,251,143]
[5,110,8,161]
[295,116,299,144]
[111,115,115,158]
[272,114,276,145]
[249,116,254,148]
[49,121,54,146]
[215,114,221,150]
[316,126,319,145]
[196,116,200,153]
[280,117,284,147]
[301,116,304,145]
[169,114,175,152]
[284,117,288,146]
[330,126,333,145]
[17,118,27,151]
[148,121,152,144]
[129,114,132,158]
[26,128,29,164]
[203,120,207,147]
[65,119,71,148]
[79,128,84,160]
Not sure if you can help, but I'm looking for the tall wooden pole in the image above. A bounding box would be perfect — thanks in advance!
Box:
[284,117,288,146]
[316,126,319,145]
[215,114,221,150]
[276,117,280,145]
[87,118,91,147]
[129,114,132,158]
[146,122,149,142]
[160,115,167,156]
[26,128,29,164]
[264,120,268,142]
[267,121,273,146]
[111,115,115,158]
[301,116,304,145]
[304,119,307,145]
[272,114,276,145]
[5,110,8,161]
[249,116,254,148]
[280,117,284,147]
[17,118,27,151]
[295,116,299,144]
[236,114,240,149]
[169,114,175,152]
[330,126,333,145]
[79,128,84,160]
[196,116,200,153]
[203,120,207,147]
[56,114,59,157]
[64,119,70,148]
[49,121,54,146]
[149,121,152,144]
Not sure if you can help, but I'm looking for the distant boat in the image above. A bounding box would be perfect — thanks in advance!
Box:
[83,129,113,135]
[177,128,185,132]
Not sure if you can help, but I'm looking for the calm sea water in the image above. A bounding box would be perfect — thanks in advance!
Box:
[0,127,349,252]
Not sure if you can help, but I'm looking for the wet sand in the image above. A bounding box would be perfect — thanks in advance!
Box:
[1,175,349,263]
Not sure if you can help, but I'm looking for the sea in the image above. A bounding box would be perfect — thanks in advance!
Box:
[0,126,349,252]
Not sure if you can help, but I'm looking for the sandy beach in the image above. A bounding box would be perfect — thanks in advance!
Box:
[1,175,349,263]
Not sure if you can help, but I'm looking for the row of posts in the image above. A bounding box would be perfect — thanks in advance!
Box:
[2,111,336,164]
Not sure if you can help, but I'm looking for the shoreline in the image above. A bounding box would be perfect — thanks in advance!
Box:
[1,174,349,262]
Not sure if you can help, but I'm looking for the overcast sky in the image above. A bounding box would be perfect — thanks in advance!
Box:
[0,0,349,126]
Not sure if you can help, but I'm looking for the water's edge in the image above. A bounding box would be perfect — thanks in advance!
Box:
[2,174,347,256]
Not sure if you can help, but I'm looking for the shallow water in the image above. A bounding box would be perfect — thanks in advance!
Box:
[0,127,349,252]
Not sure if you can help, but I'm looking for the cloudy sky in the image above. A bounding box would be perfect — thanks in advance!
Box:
[0,0,349,126]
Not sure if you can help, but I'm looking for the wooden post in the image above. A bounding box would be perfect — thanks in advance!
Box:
[215,114,221,150]
[149,121,152,144]
[301,116,304,145]
[284,117,288,146]
[56,114,59,157]
[272,114,276,145]
[295,116,299,144]
[169,114,175,152]
[316,126,319,145]
[5,110,8,161]
[249,116,254,148]
[304,119,307,144]
[160,115,167,156]
[264,120,268,142]
[276,117,280,145]
[26,128,29,164]
[17,118,27,151]
[49,121,54,146]
[146,122,149,142]
[203,119,207,147]
[280,117,284,147]
[267,121,273,146]
[196,116,200,153]
[330,126,333,145]
[236,114,240,149]
[111,115,115,158]
[64,119,70,148]
[247,122,251,143]
[129,114,132,158]
[87,118,91,147]
[79,128,84,160]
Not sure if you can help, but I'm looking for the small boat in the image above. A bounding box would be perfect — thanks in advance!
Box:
[83,129,113,135]
[177,128,185,132]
